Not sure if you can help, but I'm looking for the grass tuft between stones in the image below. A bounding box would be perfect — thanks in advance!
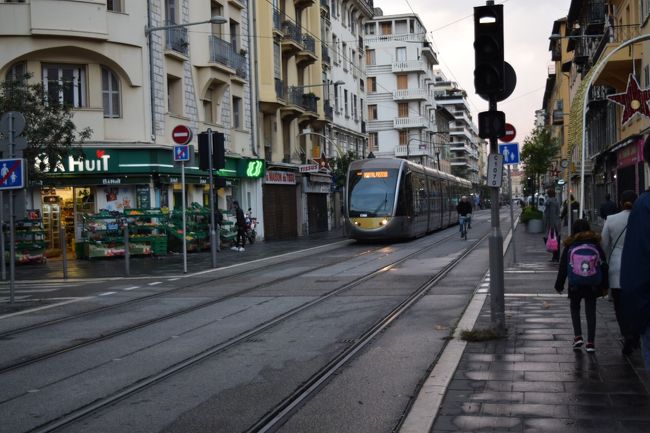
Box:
[460,327,507,342]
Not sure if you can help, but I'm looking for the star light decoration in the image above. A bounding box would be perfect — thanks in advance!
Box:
[312,153,331,170]
[607,73,650,125]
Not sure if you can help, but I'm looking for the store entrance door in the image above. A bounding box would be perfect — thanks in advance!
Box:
[307,193,328,234]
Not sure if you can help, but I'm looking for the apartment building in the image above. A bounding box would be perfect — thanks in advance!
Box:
[432,70,481,185]
[0,0,261,247]
[364,10,449,170]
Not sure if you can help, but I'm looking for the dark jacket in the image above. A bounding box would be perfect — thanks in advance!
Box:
[621,191,650,333]
[560,200,579,226]
[554,231,608,295]
[456,201,472,216]
[234,206,246,228]
[599,199,618,220]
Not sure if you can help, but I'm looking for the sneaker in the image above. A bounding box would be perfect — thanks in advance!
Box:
[238,247,245,252]
[585,342,595,353]
[230,246,239,251]
[573,336,584,349]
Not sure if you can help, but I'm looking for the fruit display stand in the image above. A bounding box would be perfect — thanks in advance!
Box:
[6,218,47,264]
[124,208,168,256]
[79,212,153,259]
[166,204,210,253]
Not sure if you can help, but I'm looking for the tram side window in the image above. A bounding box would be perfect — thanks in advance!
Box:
[413,173,427,216]
[395,172,412,216]
[430,178,441,212]
[442,180,450,213]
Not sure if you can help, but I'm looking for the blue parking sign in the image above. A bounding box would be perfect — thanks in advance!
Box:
[498,143,520,165]
[0,158,25,190]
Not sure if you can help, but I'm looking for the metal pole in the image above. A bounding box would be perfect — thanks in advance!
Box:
[0,191,5,281]
[567,162,572,237]
[207,129,217,268]
[124,222,130,277]
[488,101,505,333]
[508,165,516,264]
[60,225,68,280]
[181,160,187,274]
[8,191,15,303]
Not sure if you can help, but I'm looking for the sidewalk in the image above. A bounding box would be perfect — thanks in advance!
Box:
[3,227,348,281]
[431,220,650,432]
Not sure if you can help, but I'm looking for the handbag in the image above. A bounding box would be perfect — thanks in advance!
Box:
[545,228,558,252]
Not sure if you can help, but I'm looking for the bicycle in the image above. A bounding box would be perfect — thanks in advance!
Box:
[459,214,471,240]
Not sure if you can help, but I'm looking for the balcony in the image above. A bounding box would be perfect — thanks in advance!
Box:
[166,22,188,56]
[393,88,428,101]
[392,60,427,74]
[281,19,303,54]
[275,78,285,101]
[395,143,432,157]
[320,0,330,16]
[296,33,318,65]
[272,8,283,36]
[393,117,428,129]
[450,126,473,141]
[208,36,247,79]
[552,109,565,125]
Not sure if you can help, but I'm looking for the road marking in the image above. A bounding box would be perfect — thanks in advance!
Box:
[122,286,139,291]
[148,282,162,286]
[0,297,92,320]
[0,289,58,293]
[98,291,116,296]
[168,278,179,282]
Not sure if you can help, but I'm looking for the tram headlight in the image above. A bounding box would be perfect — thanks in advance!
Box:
[380,219,388,226]
[354,221,360,226]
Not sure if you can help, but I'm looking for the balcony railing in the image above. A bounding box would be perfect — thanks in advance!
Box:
[393,117,428,129]
[393,88,428,100]
[282,19,302,45]
[287,87,318,112]
[302,34,316,54]
[165,21,188,55]
[209,36,247,79]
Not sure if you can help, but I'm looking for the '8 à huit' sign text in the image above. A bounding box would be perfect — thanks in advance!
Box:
[37,149,112,174]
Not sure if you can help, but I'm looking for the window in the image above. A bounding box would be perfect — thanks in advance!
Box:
[368,132,378,152]
[107,0,123,12]
[334,84,340,112]
[398,102,409,118]
[368,104,377,120]
[167,75,182,114]
[353,95,357,120]
[42,64,86,108]
[165,0,177,24]
[342,42,348,70]
[101,67,121,118]
[367,77,376,93]
[344,89,349,117]
[399,130,408,145]
[366,49,375,65]
[232,96,242,128]
[380,22,392,35]
[5,62,26,81]
[332,35,339,63]
[230,20,240,51]
[397,74,408,90]
[211,1,224,37]
[365,23,375,35]
[203,86,216,124]
[395,20,407,34]
[396,47,407,62]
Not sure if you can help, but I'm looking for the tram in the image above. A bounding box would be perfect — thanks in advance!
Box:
[345,158,472,241]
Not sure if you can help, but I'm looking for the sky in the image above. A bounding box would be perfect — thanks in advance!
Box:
[375,0,571,146]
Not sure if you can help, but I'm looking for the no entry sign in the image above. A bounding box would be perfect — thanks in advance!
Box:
[499,123,516,143]
[172,124,192,145]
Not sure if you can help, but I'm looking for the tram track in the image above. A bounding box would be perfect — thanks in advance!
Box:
[21,227,478,433]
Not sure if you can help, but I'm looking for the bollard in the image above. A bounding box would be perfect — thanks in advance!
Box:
[124,222,130,277]
[59,225,68,280]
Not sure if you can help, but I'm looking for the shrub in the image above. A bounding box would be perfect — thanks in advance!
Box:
[520,206,543,223]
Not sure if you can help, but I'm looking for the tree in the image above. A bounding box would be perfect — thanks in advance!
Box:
[0,75,92,181]
[520,127,560,207]
[331,150,358,189]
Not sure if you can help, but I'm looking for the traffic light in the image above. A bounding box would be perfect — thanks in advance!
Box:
[473,3,505,97]
[198,131,226,170]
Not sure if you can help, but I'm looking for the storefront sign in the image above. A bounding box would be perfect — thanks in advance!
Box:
[38,149,113,174]
[617,139,642,169]
[102,178,121,185]
[238,159,265,178]
[264,171,296,185]
[299,164,320,173]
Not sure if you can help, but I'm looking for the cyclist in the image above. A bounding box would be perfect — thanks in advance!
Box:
[457,195,473,237]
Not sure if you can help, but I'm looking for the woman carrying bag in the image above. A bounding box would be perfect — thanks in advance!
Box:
[543,188,561,262]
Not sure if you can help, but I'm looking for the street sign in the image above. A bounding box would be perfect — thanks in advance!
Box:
[0,158,26,190]
[487,153,504,187]
[499,123,516,142]
[173,145,190,162]
[498,142,520,164]
[172,124,192,145]
[0,111,25,136]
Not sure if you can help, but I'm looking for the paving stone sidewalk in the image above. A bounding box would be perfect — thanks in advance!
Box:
[432,222,650,433]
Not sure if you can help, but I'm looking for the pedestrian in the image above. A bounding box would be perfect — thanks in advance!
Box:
[231,200,247,252]
[543,188,561,262]
[602,190,639,355]
[560,194,579,229]
[599,193,619,220]
[456,195,473,232]
[554,219,609,353]
[621,188,650,371]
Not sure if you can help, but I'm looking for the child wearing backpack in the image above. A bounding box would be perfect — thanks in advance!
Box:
[554,219,609,353]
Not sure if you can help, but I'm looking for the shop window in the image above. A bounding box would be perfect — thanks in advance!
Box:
[167,75,182,114]
[232,96,242,128]
[42,64,86,108]
[101,66,121,118]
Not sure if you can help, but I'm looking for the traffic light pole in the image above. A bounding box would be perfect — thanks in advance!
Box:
[207,128,218,269]
[488,102,506,333]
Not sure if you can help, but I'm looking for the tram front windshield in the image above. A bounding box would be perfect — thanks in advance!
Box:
[348,169,399,217]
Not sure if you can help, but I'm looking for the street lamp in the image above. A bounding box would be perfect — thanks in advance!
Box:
[293,80,345,89]
[145,15,227,35]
